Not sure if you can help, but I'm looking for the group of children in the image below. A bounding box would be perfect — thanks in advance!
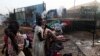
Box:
[2,28,33,56]
[1,13,69,56]
[1,24,70,56]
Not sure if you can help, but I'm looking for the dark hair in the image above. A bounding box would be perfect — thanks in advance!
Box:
[5,20,19,54]
[8,20,19,34]
[36,13,43,26]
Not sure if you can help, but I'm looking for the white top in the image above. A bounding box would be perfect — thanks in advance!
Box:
[33,26,43,42]
[32,25,45,56]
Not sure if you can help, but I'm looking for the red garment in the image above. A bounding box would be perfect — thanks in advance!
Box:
[3,35,8,45]
[53,52,62,56]
[62,20,72,26]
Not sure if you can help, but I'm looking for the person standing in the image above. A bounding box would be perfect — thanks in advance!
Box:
[32,14,45,56]
[4,20,25,56]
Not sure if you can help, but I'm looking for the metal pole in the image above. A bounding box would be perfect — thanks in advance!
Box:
[74,0,76,18]
[92,0,97,47]
[72,0,76,32]
[74,0,76,8]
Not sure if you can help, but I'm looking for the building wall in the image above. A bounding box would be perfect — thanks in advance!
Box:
[15,3,46,26]
[67,1,100,19]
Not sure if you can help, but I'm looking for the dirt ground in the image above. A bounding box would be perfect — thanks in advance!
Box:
[0,49,3,56]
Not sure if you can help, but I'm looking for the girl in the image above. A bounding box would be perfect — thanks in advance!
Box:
[4,20,25,56]
[32,14,45,56]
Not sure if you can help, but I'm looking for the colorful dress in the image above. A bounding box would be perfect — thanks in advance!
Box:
[8,37,17,56]
[8,34,24,56]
